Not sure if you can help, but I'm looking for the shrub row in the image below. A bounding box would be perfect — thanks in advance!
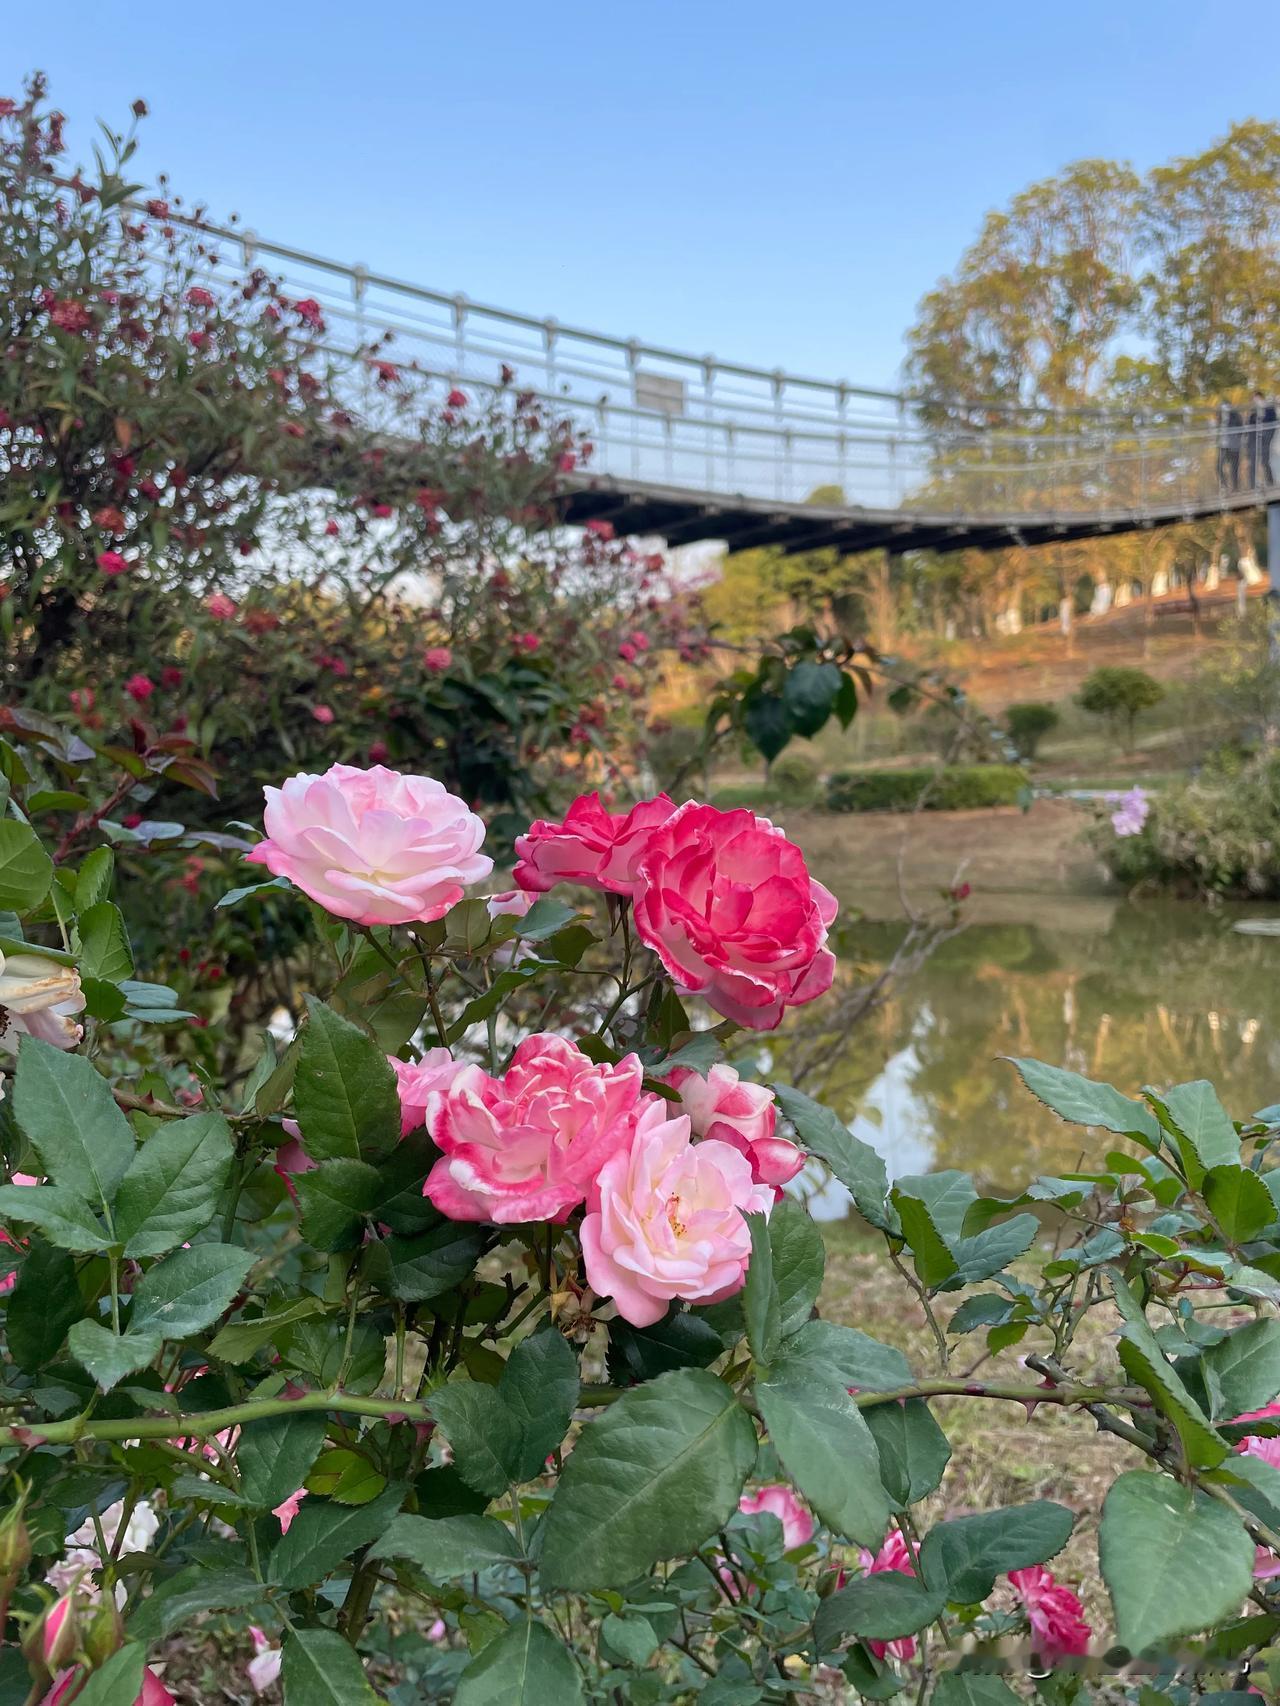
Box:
[825,763,1028,813]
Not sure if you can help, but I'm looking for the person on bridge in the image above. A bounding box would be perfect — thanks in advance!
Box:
[1219,400,1243,492]
[1250,390,1277,488]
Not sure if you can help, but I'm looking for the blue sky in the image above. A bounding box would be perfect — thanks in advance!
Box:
[6,4,1277,388]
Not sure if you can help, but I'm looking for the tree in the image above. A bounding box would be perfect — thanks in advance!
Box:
[1077,665,1165,749]
[1006,701,1060,760]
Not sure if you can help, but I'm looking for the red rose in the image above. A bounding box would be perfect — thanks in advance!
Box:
[125,673,155,703]
[631,802,838,1030]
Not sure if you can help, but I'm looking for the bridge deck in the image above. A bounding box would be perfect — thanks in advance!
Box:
[559,475,1278,557]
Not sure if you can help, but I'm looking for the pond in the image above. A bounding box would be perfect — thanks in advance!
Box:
[768,891,1280,1215]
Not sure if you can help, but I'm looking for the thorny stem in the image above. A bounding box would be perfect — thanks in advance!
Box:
[886,1243,949,1372]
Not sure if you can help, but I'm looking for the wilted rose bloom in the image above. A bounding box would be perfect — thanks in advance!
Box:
[632,802,837,1030]
[1008,1565,1091,1663]
[0,951,85,1056]
[205,592,237,620]
[739,1484,813,1550]
[423,646,453,673]
[1108,785,1149,838]
[47,1500,160,1607]
[425,1035,646,1223]
[666,1065,801,1187]
[246,763,491,926]
[514,792,675,896]
[581,1101,772,1326]
[858,1529,919,1660]
[391,1049,461,1135]
[246,1626,283,1695]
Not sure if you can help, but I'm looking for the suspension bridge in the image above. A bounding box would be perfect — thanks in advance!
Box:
[182,214,1280,563]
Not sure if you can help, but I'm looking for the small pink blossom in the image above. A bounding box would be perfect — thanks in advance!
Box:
[97,550,129,576]
[425,1034,647,1224]
[513,632,540,653]
[311,704,335,725]
[446,387,468,408]
[272,1489,307,1533]
[1107,786,1149,838]
[739,1484,813,1549]
[1235,1402,1280,1470]
[514,792,675,896]
[585,518,614,540]
[1008,1565,1091,1664]
[424,646,453,673]
[247,1626,283,1695]
[484,889,535,922]
[294,297,325,330]
[581,1102,772,1326]
[125,673,155,703]
[666,1065,801,1187]
[185,287,214,308]
[204,593,237,620]
[858,1529,919,1661]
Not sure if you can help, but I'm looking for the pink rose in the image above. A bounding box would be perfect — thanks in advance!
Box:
[425,1035,646,1223]
[311,704,335,725]
[423,646,453,673]
[391,1049,461,1135]
[96,550,128,576]
[858,1529,919,1660]
[581,1102,772,1327]
[41,1668,174,1706]
[246,763,492,926]
[1235,1402,1280,1468]
[739,1484,813,1550]
[205,593,237,620]
[273,1121,317,1201]
[632,802,837,1030]
[1008,1566,1091,1663]
[125,674,155,704]
[666,1065,801,1187]
[514,792,676,896]
[272,1488,307,1533]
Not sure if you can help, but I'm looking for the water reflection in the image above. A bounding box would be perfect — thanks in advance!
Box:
[779,900,1280,1206]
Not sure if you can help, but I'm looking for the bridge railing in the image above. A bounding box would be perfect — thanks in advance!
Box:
[162,212,1257,522]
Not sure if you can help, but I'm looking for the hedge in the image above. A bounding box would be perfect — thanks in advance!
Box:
[824,764,1028,813]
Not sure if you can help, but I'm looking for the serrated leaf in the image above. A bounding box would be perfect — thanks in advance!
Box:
[75,901,134,982]
[296,997,401,1161]
[430,1379,524,1497]
[128,1564,263,1640]
[1204,1164,1274,1244]
[68,1319,162,1391]
[919,1501,1074,1603]
[773,1320,912,1393]
[12,1037,135,1209]
[207,1295,327,1364]
[1150,1080,1240,1183]
[1006,1057,1162,1148]
[1111,1272,1226,1468]
[72,1645,146,1706]
[238,1411,329,1508]
[499,1329,580,1483]
[865,1399,951,1506]
[0,1184,107,1252]
[742,1211,780,1370]
[0,819,52,911]
[768,1198,824,1337]
[773,1083,894,1230]
[269,1486,405,1589]
[453,1617,583,1706]
[7,1240,84,1369]
[539,1367,756,1590]
[370,1512,522,1575]
[112,1111,234,1257]
[130,1243,254,1339]
[757,1366,891,1546]
[295,1158,382,1251]
[1204,1318,1280,1420]
[281,1628,382,1703]
[814,1571,945,1649]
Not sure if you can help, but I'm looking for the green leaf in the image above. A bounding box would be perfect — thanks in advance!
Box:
[295,1158,383,1251]
[1099,1471,1254,1654]
[744,691,793,763]
[742,1211,781,1370]
[1005,1057,1162,1148]
[370,1512,522,1575]
[296,997,402,1162]
[7,1240,84,1369]
[67,1319,162,1391]
[112,1111,234,1257]
[238,1412,329,1508]
[128,1565,263,1640]
[499,1329,580,1483]
[0,1184,106,1252]
[814,1571,945,1649]
[12,1037,135,1209]
[891,1184,960,1290]
[281,1628,382,1704]
[207,1296,327,1364]
[608,1310,724,1381]
[72,1645,146,1706]
[601,1611,659,1667]
[430,1380,525,1497]
[1202,1318,1280,1419]
[269,1486,406,1589]
[75,901,134,982]
[362,1221,486,1302]
[454,1617,584,1706]
[919,1501,1074,1603]
[773,1083,893,1230]
[865,1399,952,1507]
[948,1295,1015,1336]
[1204,1164,1274,1243]
[782,661,842,738]
[772,1320,912,1393]
[1150,1080,1241,1183]
[75,846,115,911]
[768,1198,824,1337]
[539,1367,756,1591]
[1111,1273,1227,1468]
[757,1366,891,1545]
[931,1677,1022,1706]
[130,1243,254,1339]
[0,819,52,911]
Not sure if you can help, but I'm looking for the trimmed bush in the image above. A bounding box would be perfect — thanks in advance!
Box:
[1006,700,1060,760]
[825,763,1027,812]
[1077,666,1164,749]
[768,750,820,804]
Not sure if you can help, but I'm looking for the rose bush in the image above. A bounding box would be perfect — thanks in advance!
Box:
[0,760,1276,1704]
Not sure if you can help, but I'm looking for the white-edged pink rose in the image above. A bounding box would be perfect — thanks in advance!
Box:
[1008,1566,1091,1663]
[581,1101,772,1326]
[246,763,491,926]
[632,802,837,1030]
[391,1048,461,1134]
[513,792,675,895]
[666,1065,802,1187]
[247,1627,283,1695]
[739,1484,813,1549]
[425,1035,647,1223]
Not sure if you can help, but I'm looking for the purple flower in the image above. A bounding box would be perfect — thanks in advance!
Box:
[1107,786,1150,837]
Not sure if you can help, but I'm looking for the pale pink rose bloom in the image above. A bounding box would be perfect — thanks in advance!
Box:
[484,889,535,921]
[273,1119,317,1202]
[739,1484,813,1549]
[857,1529,919,1661]
[513,791,676,895]
[666,1065,801,1187]
[1235,1402,1280,1469]
[0,952,86,1056]
[427,1618,447,1641]
[391,1049,461,1135]
[425,1035,646,1223]
[1254,1545,1280,1581]
[423,646,453,673]
[247,1626,284,1694]
[581,1101,772,1327]
[272,1488,307,1533]
[205,592,237,620]
[631,802,838,1030]
[1008,1565,1091,1663]
[246,763,492,926]
[42,1667,174,1705]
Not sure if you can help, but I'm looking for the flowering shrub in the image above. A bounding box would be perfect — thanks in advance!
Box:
[0,760,1277,1703]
